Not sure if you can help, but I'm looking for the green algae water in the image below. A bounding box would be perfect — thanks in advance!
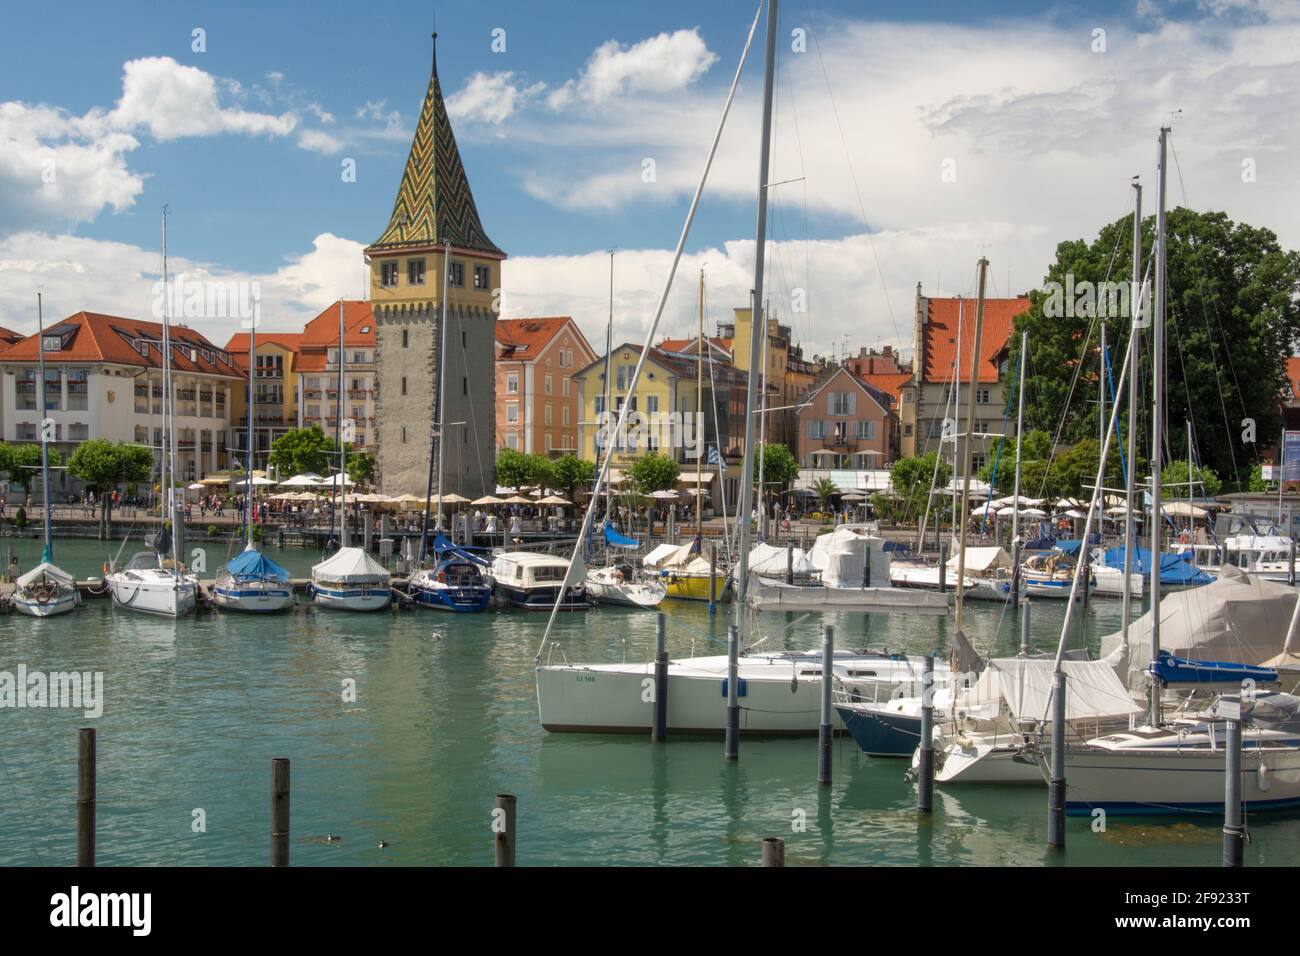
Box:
[2,536,1298,866]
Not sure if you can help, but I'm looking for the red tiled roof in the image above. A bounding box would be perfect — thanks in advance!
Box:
[224,332,304,371]
[1286,357,1300,402]
[496,317,571,358]
[922,296,1029,385]
[659,336,730,355]
[0,311,243,378]
[859,371,911,404]
[0,326,23,347]
[300,300,376,349]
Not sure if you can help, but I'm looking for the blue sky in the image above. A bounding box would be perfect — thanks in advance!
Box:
[1,0,1295,355]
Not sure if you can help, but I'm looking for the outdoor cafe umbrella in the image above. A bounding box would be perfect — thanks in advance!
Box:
[538,495,572,506]
[279,474,322,487]
[502,495,532,505]
[472,495,505,506]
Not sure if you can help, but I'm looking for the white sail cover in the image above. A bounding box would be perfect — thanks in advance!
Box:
[748,543,814,576]
[312,547,390,583]
[945,546,1011,574]
[959,658,1141,722]
[16,562,75,588]
[1099,564,1298,687]
[807,527,890,588]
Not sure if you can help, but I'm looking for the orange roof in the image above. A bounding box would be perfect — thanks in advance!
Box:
[0,326,23,347]
[496,317,571,359]
[300,300,376,349]
[1286,357,1300,402]
[921,295,1029,385]
[859,371,911,404]
[658,336,730,355]
[224,332,304,371]
[0,311,243,378]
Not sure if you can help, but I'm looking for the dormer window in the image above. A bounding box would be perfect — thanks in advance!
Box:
[42,335,62,352]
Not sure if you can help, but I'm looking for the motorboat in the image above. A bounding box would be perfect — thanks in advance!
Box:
[492,551,589,610]
[1021,548,1094,598]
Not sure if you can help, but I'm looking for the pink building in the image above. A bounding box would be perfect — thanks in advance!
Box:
[796,366,896,468]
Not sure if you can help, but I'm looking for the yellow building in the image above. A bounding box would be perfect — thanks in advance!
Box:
[722,307,818,449]
[224,331,303,472]
[575,344,700,467]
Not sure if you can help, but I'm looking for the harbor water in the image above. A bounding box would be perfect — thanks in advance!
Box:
[3,536,1298,866]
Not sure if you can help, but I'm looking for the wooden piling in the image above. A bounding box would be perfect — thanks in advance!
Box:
[652,613,668,742]
[761,836,784,867]
[494,794,517,867]
[76,728,95,867]
[270,757,290,867]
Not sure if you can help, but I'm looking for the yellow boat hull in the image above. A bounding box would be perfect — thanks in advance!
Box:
[661,571,732,602]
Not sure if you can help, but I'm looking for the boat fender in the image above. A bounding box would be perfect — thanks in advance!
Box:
[1259,762,1271,793]
[790,669,798,693]
[103,561,112,576]
[35,587,52,606]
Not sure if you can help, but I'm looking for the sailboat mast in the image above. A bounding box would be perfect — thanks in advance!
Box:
[1010,330,1026,557]
[160,207,174,565]
[327,300,343,552]
[603,252,614,522]
[758,297,769,539]
[1149,126,1169,726]
[1121,180,1141,650]
[696,268,704,536]
[37,293,53,564]
[953,259,989,634]
[732,0,780,633]
[245,298,256,547]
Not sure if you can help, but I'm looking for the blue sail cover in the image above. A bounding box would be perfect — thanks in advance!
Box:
[432,533,489,566]
[603,524,639,548]
[1147,650,1278,686]
[225,548,290,581]
[1100,547,1213,587]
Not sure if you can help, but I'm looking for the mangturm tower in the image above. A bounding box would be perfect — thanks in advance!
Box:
[366,33,505,498]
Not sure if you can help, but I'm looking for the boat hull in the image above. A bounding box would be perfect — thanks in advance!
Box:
[411,584,492,612]
[660,571,730,602]
[213,581,295,613]
[495,582,589,611]
[835,704,920,756]
[537,652,945,735]
[109,576,198,617]
[311,584,392,611]
[11,589,80,618]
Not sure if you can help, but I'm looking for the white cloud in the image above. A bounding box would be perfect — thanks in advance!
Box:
[307,103,336,125]
[0,231,366,347]
[446,71,546,125]
[107,56,298,140]
[554,28,718,106]
[297,128,346,154]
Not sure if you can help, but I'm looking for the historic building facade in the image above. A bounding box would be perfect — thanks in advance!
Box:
[365,35,504,497]
[494,317,597,457]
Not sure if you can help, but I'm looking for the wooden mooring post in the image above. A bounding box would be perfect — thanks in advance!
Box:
[270,757,290,867]
[494,793,517,867]
[77,728,95,867]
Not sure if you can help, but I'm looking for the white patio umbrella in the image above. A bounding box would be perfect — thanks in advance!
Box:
[539,495,573,505]
[279,474,322,487]
[502,495,532,505]
[321,473,355,488]
[472,495,504,506]
[1020,507,1048,517]
[648,490,679,500]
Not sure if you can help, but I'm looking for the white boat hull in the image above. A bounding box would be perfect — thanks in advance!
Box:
[311,583,392,611]
[537,651,947,735]
[213,581,295,613]
[109,573,198,617]
[11,588,80,618]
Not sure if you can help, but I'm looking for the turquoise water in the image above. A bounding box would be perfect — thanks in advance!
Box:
[2,536,1298,866]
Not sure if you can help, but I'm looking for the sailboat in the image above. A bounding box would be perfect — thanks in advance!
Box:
[587,524,666,609]
[213,309,294,612]
[11,292,80,618]
[310,300,391,611]
[107,208,198,618]
[1036,130,1300,814]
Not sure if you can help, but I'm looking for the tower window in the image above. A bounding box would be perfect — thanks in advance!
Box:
[473,265,490,290]
[449,262,465,287]
[402,329,409,349]
[401,376,408,395]
[408,259,426,285]
[381,262,399,287]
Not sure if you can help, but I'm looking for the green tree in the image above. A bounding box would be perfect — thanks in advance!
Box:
[629,453,680,494]
[757,443,799,489]
[344,449,375,486]
[268,424,334,478]
[1008,208,1300,483]
[1249,462,1275,493]
[495,448,554,491]
[0,443,62,494]
[68,440,154,538]
[550,455,596,501]
[1161,459,1221,500]
[887,451,952,521]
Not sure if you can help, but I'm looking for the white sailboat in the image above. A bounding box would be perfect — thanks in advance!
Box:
[107,208,197,618]
[311,301,390,612]
[213,306,294,612]
[11,292,80,618]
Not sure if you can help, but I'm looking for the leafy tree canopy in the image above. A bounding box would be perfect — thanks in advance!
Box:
[629,453,680,494]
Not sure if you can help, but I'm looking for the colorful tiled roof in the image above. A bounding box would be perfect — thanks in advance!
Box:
[366,37,503,258]
[921,295,1029,385]
[223,332,304,370]
[859,371,911,405]
[0,311,243,378]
